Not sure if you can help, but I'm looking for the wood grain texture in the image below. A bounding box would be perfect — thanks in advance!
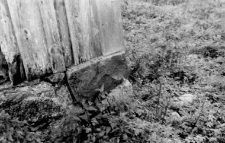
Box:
[64,0,104,65]
[89,0,103,58]
[76,0,92,62]
[0,0,25,84]
[55,0,74,67]
[7,0,51,80]
[0,50,8,84]
[95,0,124,56]
[76,0,103,62]
[0,0,125,83]
[38,0,66,73]
[64,0,80,65]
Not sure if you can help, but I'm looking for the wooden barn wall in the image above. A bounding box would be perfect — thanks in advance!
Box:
[0,0,124,83]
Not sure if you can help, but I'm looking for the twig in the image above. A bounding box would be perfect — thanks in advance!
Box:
[156,81,162,120]
[190,99,206,135]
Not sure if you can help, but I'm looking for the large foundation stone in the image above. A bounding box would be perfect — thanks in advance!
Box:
[0,81,72,128]
[67,51,129,101]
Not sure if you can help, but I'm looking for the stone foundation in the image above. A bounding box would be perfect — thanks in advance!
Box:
[67,51,128,101]
[0,51,128,127]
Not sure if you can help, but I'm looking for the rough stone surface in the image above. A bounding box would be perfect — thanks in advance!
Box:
[43,72,65,85]
[67,51,129,101]
[179,94,196,105]
[108,78,133,99]
[170,112,182,122]
[172,93,197,107]
[0,50,129,133]
[0,81,72,129]
[0,51,129,123]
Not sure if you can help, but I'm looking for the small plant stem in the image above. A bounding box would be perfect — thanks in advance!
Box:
[156,81,162,120]
[190,100,205,135]
[161,97,171,123]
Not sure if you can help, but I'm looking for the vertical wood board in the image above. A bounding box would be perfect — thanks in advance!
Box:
[75,0,102,62]
[55,0,74,67]
[0,0,125,82]
[65,0,104,65]
[38,0,66,73]
[7,0,51,80]
[95,0,124,56]
[64,0,80,65]
[0,0,25,84]
[76,0,92,62]
[0,0,19,64]
[88,0,103,58]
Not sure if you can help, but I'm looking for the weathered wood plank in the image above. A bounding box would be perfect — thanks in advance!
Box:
[89,0,103,58]
[38,0,66,73]
[76,0,92,62]
[74,0,103,62]
[64,0,104,64]
[0,49,8,84]
[55,0,74,68]
[0,0,25,84]
[95,0,124,56]
[7,0,51,80]
[64,0,80,65]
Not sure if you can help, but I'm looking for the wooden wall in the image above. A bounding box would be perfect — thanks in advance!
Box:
[123,0,152,4]
[0,0,124,83]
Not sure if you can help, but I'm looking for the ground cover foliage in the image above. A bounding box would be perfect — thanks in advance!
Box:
[122,0,225,142]
[1,0,225,142]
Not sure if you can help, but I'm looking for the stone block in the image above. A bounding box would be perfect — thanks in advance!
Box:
[67,51,129,101]
[0,81,72,129]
